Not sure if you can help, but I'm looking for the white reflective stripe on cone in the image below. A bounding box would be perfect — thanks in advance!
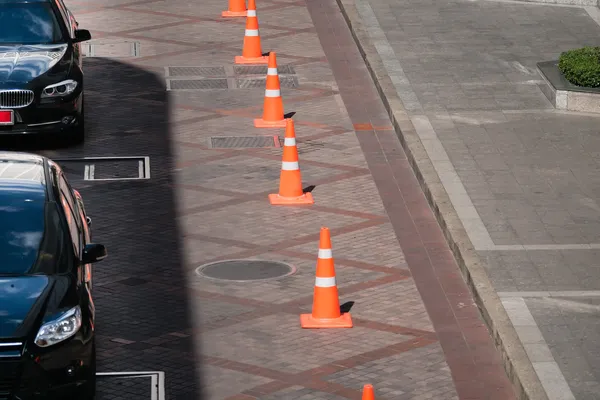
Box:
[265,89,280,97]
[247,10,257,16]
[315,276,336,287]
[318,249,333,259]
[284,137,296,146]
[245,29,259,36]
[281,161,299,170]
[267,68,278,75]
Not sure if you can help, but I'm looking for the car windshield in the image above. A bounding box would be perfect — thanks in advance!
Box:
[0,158,65,276]
[0,198,46,274]
[0,3,64,45]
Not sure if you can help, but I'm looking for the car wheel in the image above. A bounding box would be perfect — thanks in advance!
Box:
[79,341,96,399]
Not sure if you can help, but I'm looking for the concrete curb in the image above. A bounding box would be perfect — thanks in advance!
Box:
[333,0,550,399]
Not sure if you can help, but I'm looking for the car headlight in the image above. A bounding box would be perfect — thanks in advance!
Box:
[41,79,78,98]
[34,306,82,347]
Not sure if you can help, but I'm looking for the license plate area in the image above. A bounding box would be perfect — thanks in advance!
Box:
[0,110,14,125]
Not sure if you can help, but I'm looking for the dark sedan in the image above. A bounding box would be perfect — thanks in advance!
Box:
[0,152,106,399]
[0,0,92,143]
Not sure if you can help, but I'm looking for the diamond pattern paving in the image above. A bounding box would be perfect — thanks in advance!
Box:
[188,256,390,305]
[82,9,187,33]
[325,343,459,400]
[201,313,410,373]
[342,281,435,332]
[288,223,407,268]
[261,386,351,400]
[200,365,274,399]
[181,201,368,245]
[59,0,518,397]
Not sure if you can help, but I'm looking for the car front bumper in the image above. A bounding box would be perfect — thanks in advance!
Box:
[0,93,83,136]
[0,333,94,400]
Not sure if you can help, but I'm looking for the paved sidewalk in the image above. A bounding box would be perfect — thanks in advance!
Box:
[69,0,518,398]
[335,0,600,398]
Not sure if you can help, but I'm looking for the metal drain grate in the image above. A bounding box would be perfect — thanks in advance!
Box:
[210,136,279,148]
[53,156,151,182]
[84,157,150,181]
[237,76,299,89]
[89,160,140,180]
[234,65,295,75]
[167,79,229,90]
[83,42,140,58]
[166,66,226,77]
[96,371,165,400]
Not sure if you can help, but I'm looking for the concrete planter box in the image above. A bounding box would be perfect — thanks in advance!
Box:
[537,60,600,113]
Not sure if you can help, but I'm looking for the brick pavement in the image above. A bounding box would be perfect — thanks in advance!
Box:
[60,0,519,398]
[332,0,600,398]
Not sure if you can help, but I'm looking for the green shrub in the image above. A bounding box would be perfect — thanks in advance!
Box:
[558,47,600,88]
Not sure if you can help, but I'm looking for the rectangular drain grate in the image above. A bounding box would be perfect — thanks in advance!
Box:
[83,42,140,58]
[237,76,299,89]
[96,371,164,400]
[83,157,150,181]
[210,136,279,148]
[87,160,140,180]
[166,66,226,77]
[53,157,151,182]
[234,65,295,75]
[167,79,229,90]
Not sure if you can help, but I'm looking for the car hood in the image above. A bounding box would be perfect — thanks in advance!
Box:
[0,275,72,339]
[0,44,69,84]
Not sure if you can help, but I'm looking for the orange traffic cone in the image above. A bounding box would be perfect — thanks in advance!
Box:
[234,0,268,64]
[254,52,286,128]
[362,384,375,400]
[222,0,247,17]
[300,227,353,328]
[269,119,314,205]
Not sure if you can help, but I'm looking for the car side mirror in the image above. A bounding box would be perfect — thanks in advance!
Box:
[73,29,92,43]
[82,243,107,264]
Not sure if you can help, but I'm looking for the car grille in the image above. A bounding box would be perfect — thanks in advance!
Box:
[0,90,34,109]
[0,341,23,400]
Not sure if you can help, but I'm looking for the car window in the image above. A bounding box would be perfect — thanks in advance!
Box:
[0,160,76,275]
[58,175,82,225]
[0,190,46,274]
[58,175,82,255]
[0,3,64,45]
[47,204,76,274]
[59,193,81,254]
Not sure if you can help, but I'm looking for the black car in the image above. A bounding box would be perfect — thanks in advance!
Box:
[0,152,106,399]
[0,0,92,143]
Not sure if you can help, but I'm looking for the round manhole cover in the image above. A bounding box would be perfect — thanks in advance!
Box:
[196,259,296,282]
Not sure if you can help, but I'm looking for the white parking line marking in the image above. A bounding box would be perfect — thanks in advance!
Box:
[501,297,576,400]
